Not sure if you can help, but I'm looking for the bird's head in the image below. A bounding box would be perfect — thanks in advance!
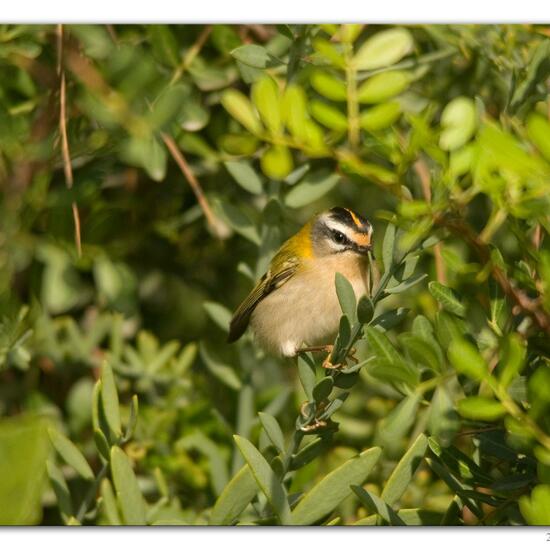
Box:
[310,207,373,258]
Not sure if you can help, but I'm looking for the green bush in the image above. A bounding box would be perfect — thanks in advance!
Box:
[1,23,550,526]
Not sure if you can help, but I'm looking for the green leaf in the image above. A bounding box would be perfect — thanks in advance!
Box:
[358,71,411,103]
[214,199,260,245]
[428,383,460,446]
[526,112,550,162]
[499,333,526,388]
[252,76,283,135]
[110,446,147,525]
[148,84,188,130]
[285,170,340,208]
[310,100,347,131]
[46,460,73,520]
[48,428,94,482]
[100,360,122,439]
[0,416,50,525]
[100,478,122,525]
[221,89,263,135]
[357,295,374,324]
[224,160,264,195]
[382,224,396,273]
[121,136,167,182]
[233,435,292,524]
[258,412,285,453]
[203,301,232,332]
[519,484,550,525]
[177,432,229,497]
[439,97,477,151]
[509,40,550,113]
[434,311,466,348]
[335,272,357,322]
[148,25,180,68]
[310,70,347,101]
[377,395,420,448]
[290,437,328,470]
[311,38,345,68]
[412,315,434,339]
[291,447,381,525]
[210,465,257,525]
[381,433,428,506]
[260,145,293,180]
[386,273,427,295]
[398,333,441,372]
[94,428,110,461]
[124,395,139,441]
[219,133,260,155]
[457,397,506,421]
[371,308,410,331]
[282,84,308,139]
[359,102,401,132]
[351,485,405,525]
[365,326,404,367]
[448,339,488,381]
[428,281,466,317]
[354,28,414,71]
[231,44,279,69]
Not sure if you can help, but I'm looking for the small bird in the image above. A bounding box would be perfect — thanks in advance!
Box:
[228,207,373,358]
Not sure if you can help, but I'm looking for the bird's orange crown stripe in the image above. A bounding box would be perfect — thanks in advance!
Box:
[344,208,363,229]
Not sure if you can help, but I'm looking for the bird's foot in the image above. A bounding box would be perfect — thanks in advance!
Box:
[296,344,343,370]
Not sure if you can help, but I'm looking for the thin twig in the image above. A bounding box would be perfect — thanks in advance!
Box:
[437,214,550,336]
[170,25,213,85]
[160,132,225,238]
[57,25,82,257]
[414,158,446,284]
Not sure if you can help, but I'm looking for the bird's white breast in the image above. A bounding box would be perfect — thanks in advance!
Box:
[250,253,369,357]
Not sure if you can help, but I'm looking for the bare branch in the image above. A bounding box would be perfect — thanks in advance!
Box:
[57,25,82,257]
[160,132,227,239]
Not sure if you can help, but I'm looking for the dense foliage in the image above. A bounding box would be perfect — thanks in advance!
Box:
[1,23,550,526]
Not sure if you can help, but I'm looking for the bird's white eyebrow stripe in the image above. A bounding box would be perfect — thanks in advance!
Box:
[323,219,353,236]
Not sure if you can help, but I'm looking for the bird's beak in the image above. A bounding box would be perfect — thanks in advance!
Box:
[354,243,374,258]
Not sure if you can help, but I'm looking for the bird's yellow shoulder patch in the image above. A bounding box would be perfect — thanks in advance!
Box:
[289,220,313,259]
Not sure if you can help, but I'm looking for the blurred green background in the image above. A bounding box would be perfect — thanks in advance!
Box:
[1,24,550,526]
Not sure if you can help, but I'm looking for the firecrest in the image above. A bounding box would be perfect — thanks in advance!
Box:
[228,207,373,358]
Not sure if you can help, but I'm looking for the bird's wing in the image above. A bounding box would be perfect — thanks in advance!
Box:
[227,256,298,343]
